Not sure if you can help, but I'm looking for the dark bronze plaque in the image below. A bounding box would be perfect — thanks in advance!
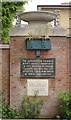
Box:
[20,58,55,78]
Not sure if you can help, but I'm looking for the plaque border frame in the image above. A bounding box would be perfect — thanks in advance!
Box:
[20,58,56,78]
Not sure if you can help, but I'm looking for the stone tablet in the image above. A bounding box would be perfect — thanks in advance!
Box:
[27,79,48,96]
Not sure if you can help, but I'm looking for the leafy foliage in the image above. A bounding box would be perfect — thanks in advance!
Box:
[1,1,27,43]
[0,90,44,119]
[20,93,44,119]
[58,91,71,119]
[0,90,2,118]
[0,89,19,118]
[2,102,20,119]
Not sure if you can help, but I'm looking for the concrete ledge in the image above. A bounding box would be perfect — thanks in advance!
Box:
[49,26,66,36]
[10,26,67,37]
[0,44,10,49]
[66,34,71,37]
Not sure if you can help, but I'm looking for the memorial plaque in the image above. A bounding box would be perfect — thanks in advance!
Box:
[27,79,48,96]
[20,58,55,78]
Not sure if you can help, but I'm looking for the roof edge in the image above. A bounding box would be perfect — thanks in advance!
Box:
[37,5,71,9]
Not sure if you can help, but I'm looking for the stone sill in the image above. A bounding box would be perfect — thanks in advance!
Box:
[0,44,10,49]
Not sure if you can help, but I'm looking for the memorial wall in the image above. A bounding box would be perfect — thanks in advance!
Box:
[1,11,70,118]
[1,36,70,117]
[9,36,70,117]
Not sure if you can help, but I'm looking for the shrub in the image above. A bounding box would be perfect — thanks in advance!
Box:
[58,91,71,119]
[2,102,20,119]
[0,90,44,119]
[0,89,19,119]
[20,92,44,119]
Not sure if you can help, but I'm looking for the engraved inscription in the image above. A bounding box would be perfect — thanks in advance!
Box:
[21,58,55,78]
[27,79,48,96]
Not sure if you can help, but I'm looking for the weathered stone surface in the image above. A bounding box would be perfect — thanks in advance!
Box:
[27,79,48,96]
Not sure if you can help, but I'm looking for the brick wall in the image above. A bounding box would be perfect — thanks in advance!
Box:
[2,45,10,104]
[9,36,70,118]
[0,45,2,93]
[69,38,71,91]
